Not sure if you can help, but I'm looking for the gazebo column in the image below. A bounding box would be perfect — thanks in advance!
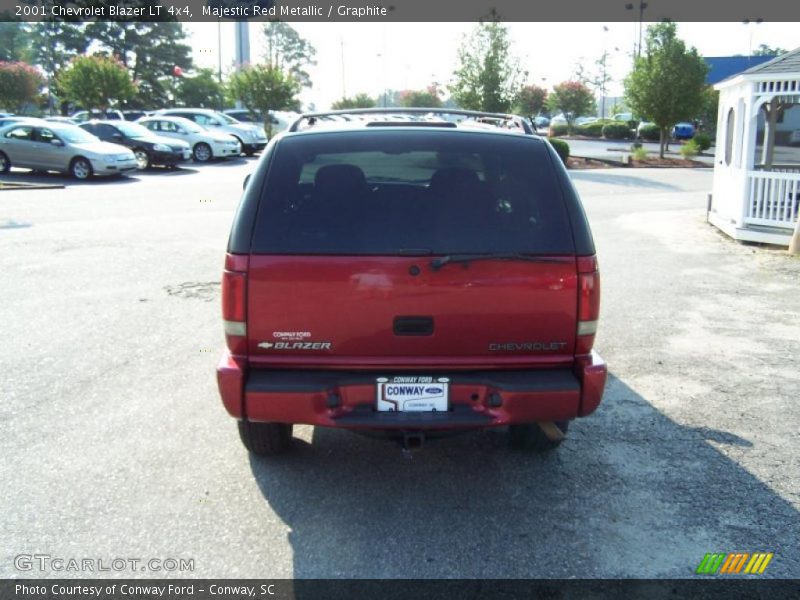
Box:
[738,93,759,227]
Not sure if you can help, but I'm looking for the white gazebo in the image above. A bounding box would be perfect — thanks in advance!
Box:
[709,47,800,246]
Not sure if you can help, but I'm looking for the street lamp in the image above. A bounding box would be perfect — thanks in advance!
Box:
[743,19,763,62]
[625,2,648,58]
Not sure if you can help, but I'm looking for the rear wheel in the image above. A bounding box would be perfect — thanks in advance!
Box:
[509,421,569,452]
[238,421,293,455]
[133,148,150,170]
[70,157,92,180]
[0,151,9,173]
[193,142,212,162]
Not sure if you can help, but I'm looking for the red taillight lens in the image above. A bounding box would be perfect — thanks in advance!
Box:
[576,256,600,355]
[222,254,248,355]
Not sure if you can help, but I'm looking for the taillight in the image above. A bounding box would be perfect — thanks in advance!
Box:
[222,253,248,355]
[576,255,600,355]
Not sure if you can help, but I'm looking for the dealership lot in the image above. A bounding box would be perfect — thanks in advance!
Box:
[1,162,798,578]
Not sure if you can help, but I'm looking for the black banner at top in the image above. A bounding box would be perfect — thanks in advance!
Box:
[1,0,800,22]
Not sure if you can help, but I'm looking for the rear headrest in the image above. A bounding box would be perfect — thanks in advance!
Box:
[314,164,367,194]
[429,168,480,192]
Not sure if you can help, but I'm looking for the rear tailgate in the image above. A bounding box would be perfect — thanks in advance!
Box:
[247,255,577,368]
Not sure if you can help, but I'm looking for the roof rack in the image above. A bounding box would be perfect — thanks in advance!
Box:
[288,107,534,135]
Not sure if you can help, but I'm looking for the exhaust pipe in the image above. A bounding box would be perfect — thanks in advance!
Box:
[538,422,567,442]
[401,431,425,452]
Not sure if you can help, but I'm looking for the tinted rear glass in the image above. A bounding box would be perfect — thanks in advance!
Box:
[251,130,573,255]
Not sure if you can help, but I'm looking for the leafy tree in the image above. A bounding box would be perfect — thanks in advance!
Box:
[0,62,45,113]
[331,93,376,109]
[227,65,300,136]
[698,86,719,136]
[449,15,525,112]
[515,84,547,117]
[176,68,225,109]
[624,22,708,158]
[28,21,89,113]
[85,20,192,108]
[57,55,137,111]
[399,85,443,108]
[0,22,31,63]
[575,51,614,117]
[752,44,787,57]
[262,21,316,88]
[546,81,595,133]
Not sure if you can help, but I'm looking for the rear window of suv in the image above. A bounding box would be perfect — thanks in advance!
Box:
[251,130,573,255]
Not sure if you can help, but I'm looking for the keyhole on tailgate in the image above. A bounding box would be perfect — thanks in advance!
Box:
[409,265,421,276]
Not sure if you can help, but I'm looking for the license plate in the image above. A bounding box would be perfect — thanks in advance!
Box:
[376,376,449,412]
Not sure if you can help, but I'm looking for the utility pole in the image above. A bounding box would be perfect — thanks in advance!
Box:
[340,37,346,99]
[625,2,648,58]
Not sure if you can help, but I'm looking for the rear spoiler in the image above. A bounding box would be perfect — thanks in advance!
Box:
[288,108,535,135]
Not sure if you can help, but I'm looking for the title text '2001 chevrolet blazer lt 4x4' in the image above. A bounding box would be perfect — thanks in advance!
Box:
[217,109,607,455]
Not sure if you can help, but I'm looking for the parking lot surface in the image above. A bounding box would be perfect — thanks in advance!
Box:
[1,162,798,578]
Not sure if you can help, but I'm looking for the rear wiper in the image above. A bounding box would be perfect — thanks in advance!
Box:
[429,253,567,271]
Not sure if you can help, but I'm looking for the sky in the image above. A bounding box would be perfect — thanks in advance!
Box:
[185,22,800,110]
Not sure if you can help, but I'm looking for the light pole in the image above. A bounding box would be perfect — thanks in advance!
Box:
[625,2,648,58]
[743,19,763,62]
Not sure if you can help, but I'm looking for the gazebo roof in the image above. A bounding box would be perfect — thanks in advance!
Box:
[741,46,800,75]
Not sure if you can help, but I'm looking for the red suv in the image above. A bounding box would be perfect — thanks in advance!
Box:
[217,109,606,455]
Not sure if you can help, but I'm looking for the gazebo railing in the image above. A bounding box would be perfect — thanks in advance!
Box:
[745,170,800,228]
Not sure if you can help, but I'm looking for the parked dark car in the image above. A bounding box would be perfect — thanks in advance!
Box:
[79,120,191,169]
[217,108,606,456]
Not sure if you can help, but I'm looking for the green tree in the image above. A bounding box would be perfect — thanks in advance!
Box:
[624,22,708,158]
[0,62,45,113]
[85,20,192,108]
[0,22,31,63]
[227,65,300,136]
[449,15,524,112]
[399,85,443,108]
[262,21,316,88]
[28,21,89,113]
[57,55,137,111]
[546,81,595,133]
[515,84,547,117]
[176,69,225,109]
[331,93,376,109]
[752,44,787,57]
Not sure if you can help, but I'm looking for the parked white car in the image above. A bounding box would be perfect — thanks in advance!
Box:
[136,116,241,162]
[155,108,267,155]
[0,122,136,179]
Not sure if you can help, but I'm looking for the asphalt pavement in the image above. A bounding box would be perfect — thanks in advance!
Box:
[1,160,798,578]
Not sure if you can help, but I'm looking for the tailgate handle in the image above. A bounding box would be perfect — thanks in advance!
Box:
[393,316,434,336]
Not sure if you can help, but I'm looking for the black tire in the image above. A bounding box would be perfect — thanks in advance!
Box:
[70,157,93,180]
[244,149,256,157]
[193,142,212,162]
[509,421,569,452]
[232,136,249,156]
[238,421,293,455]
[0,151,10,173]
[133,148,151,170]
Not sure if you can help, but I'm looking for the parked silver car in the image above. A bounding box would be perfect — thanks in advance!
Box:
[0,122,137,180]
[154,108,267,155]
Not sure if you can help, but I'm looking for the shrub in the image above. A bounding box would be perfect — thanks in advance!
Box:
[693,132,711,152]
[631,146,648,161]
[575,121,605,138]
[602,122,630,140]
[679,139,700,158]
[638,124,661,141]
[549,123,568,137]
[548,138,570,163]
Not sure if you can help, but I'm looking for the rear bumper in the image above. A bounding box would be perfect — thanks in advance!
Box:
[216,351,607,429]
